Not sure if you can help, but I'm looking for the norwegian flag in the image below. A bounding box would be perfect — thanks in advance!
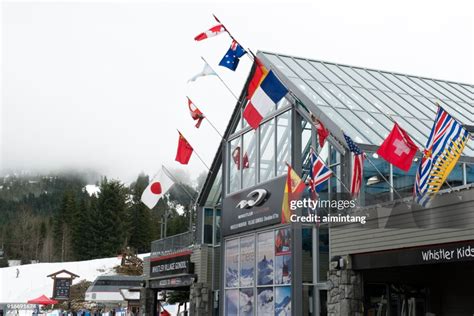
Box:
[187,97,205,128]
[344,133,365,198]
[309,148,332,194]
[194,24,225,41]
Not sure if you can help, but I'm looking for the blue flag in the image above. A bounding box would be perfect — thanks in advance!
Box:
[219,40,246,71]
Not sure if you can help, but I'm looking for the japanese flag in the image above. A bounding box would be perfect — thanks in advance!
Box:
[141,168,174,209]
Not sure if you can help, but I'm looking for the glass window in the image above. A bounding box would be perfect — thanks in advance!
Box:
[203,208,213,244]
[240,236,255,287]
[276,111,291,176]
[257,231,274,286]
[260,118,276,183]
[383,73,422,96]
[225,289,239,316]
[436,81,472,103]
[297,59,329,82]
[292,78,328,106]
[368,70,404,94]
[280,56,313,80]
[445,163,464,188]
[354,68,390,91]
[275,286,292,315]
[275,228,292,285]
[309,81,345,109]
[422,78,462,102]
[215,209,221,244]
[322,107,369,144]
[355,87,396,115]
[321,82,363,110]
[265,54,298,78]
[338,85,379,112]
[239,288,254,316]
[318,226,329,282]
[242,132,257,189]
[467,164,474,184]
[325,63,361,87]
[229,137,242,193]
[393,162,418,198]
[302,285,314,316]
[257,287,274,315]
[302,227,313,284]
[362,153,391,205]
[310,61,345,85]
[225,239,239,288]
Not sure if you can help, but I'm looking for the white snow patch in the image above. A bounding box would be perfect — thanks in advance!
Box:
[84,184,100,197]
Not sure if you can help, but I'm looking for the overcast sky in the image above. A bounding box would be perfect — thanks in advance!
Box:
[1,0,473,183]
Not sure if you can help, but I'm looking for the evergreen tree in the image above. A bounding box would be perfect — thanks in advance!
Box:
[95,178,129,257]
[128,173,154,253]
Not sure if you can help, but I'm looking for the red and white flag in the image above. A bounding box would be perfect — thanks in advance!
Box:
[141,168,174,209]
[194,24,225,41]
[187,97,205,128]
[311,114,330,148]
[376,123,419,172]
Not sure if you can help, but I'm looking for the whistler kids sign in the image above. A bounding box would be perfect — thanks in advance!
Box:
[352,241,474,269]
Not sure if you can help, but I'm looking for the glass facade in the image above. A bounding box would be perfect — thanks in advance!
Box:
[227,107,292,194]
[224,227,292,316]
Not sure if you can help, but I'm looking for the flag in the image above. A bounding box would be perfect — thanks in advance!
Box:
[311,114,330,148]
[243,70,288,129]
[281,164,306,224]
[414,106,469,206]
[231,146,249,170]
[377,123,419,172]
[187,97,205,128]
[344,133,365,198]
[175,131,194,165]
[247,58,268,99]
[219,40,246,71]
[194,24,225,41]
[141,168,174,209]
[188,60,217,82]
[309,148,332,193]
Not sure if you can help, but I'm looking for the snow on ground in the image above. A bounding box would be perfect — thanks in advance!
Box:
[0,256,122,303]
[0,254,182,315]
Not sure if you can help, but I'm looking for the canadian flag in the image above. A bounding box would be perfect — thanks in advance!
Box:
[377,123,419,172]
[194,24,225,41]
[141,168,174,209]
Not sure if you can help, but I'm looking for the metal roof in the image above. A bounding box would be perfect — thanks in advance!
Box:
[258,51,474,157]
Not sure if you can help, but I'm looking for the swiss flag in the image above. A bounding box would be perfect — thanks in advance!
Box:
[141,168,174,209]
[377,123,419,172]
[175,131,194,165]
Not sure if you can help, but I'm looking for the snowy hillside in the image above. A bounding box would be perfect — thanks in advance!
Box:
[0,256,124,302]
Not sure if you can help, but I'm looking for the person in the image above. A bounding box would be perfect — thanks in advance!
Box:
[16,268,19,278]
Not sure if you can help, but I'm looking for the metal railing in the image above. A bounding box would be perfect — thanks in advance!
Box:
[150,231,194,257]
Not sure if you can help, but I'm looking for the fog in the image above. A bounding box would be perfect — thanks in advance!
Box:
[1,0,473,183]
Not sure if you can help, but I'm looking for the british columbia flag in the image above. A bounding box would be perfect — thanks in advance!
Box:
[415,106,469,206]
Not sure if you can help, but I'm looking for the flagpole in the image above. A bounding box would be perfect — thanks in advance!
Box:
[201,56,239,100]
[213,14,254,63]
[162,165,198,204]
[177,129,212,171]
[205,117,224,139]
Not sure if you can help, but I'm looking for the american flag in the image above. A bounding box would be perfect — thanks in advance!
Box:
[309,148,332,194]
[415,106,469,206]
[343,133,365,198]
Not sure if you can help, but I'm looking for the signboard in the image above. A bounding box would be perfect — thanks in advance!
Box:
[150,252,192,278]
[222,176,286,236]
[53,278,72,300]
[149,275,195,289]
[352,240,474,270]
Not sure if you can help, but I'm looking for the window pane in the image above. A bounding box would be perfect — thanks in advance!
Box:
[318,226,329,282]
[302,285,314,316]
[243,132,257,189]
[260,118,276,183]
[240,236,255,287]
[229,137,242,193]
[467,164,474,184]
[240,288,254,316]
[275,228,292,285]
[215,209,221,244]
[203,208,213,244]
[257,231,274,285]
[225,239,239,288]
[257,287,274,315]
[275,286,292,315]
[276,111,291,176]
[302,227,313,284]
[225,289,239,316]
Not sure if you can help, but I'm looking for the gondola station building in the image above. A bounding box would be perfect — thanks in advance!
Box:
[141,51,474,316]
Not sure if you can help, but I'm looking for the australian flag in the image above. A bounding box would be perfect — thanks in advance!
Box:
[219,40,246,71]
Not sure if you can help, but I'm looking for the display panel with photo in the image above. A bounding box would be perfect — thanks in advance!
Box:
[240,235,255,287]
[257,287,274,315]
[275,228,291,255]
[275,286,291,316]
[275,254,292,284]
[225,238,239,288]
[225,289,239,316]
[240,288,254,316]
[257,231,274,285]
